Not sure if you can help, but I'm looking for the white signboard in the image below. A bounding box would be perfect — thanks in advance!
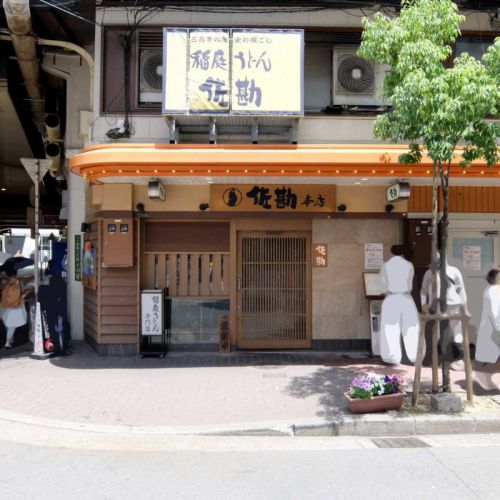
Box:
[463,245,481,271]
[365,243,384,270]
[141,290,164,336]
[163,27,304,115]
[231,29,303,114]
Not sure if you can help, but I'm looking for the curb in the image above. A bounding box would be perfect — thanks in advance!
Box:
[1,408,500,438]
[211,413,500,437]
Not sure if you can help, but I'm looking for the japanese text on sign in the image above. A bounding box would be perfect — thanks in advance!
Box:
[313,244,328,267]
[75,234,81,281]
[141,291,163,336]
[210,185,336,212]
[463,245,481,271]
[163,28,303,115]
[364,243,384,270]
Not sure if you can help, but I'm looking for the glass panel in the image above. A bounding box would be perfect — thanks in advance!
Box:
[451,237,494,273]
[168,298,230,344]
[455,37,493,60]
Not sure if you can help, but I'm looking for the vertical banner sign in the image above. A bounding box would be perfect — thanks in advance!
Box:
[188,29,230,112]
[313,244,328,267]
[74,234,81,281]
[51,241,68,281]
[141,290,164,336]
[232,29,303,114]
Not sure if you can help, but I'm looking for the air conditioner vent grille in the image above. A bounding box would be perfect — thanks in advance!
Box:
[140,50,163,91]
[337,55,375,94]
[138,31,163,50]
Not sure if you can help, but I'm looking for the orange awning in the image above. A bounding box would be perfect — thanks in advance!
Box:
[69,143,500,183]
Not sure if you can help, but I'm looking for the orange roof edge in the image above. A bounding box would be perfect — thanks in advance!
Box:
[69,143,499,180]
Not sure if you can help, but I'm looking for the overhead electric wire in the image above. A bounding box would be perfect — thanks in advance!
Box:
[27,0,500,26]
[37,0,107,30]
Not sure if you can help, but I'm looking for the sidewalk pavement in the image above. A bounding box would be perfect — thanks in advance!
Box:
[1,341,500,438]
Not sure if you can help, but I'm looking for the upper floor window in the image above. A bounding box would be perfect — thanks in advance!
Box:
[455,36,495,60]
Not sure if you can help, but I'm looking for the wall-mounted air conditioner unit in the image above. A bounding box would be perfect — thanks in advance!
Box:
[138,31,163,105]
[139,49,163,103]
[332,46,390,107]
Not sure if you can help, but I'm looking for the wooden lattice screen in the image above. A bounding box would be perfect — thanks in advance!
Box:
[142,253,230,297]
[237,232,311,349]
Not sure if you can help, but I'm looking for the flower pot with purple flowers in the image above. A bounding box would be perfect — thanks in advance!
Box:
[345,373,405,414]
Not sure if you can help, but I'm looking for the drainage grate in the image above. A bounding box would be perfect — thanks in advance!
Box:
[252,365,285,370]
[371,437,430,448]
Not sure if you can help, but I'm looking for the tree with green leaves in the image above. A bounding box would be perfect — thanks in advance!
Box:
[358,0,500,392]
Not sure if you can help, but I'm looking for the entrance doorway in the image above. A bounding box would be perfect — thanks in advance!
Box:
[237,231,311,349]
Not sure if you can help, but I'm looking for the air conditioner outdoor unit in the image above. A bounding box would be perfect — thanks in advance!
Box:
[332,46,390,106]
[139,49,163,103]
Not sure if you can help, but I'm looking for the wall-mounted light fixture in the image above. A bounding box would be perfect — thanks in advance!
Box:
[136,203,147,218]
[337,204,347,212]
[147,179,165,200]
[385,203,395,214]
[199,203,210,211]
[81,222,90,233]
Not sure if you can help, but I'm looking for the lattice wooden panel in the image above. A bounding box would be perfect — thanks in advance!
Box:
[142,253,229,297]
[238,233,311,348]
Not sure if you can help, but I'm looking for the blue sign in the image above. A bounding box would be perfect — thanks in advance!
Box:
[49,241,68,281]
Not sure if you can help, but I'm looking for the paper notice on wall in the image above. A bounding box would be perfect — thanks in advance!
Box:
[365,243,384,270]
[463,245,481,271]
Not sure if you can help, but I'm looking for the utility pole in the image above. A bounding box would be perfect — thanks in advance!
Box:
[21,158,51,359]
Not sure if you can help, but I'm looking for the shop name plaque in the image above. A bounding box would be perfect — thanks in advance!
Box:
[312,243,328,267]
[210,184,336,212]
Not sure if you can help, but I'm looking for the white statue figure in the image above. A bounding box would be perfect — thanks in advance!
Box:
[475,269,500,364]
[379,245,420,364]
[420,260,468,344]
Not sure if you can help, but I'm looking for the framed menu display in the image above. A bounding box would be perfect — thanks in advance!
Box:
[363,272,385,299]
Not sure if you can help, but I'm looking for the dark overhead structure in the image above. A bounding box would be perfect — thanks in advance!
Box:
[0,0,95,228]
[99,1,500,13]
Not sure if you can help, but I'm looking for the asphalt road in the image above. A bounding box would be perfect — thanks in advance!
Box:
[2,432,500,499]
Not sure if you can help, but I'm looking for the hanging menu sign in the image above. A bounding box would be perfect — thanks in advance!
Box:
[210,184,336,212]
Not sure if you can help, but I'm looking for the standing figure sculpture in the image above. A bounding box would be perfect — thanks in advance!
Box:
[379,245,420,364]
[475,269,500,364]
[421,260,468,342]
[420,259,468,376]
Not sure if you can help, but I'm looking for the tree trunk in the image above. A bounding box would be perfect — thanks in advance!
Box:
[439,161,452,391]
[429,160,440,313]
[439,161,449,315]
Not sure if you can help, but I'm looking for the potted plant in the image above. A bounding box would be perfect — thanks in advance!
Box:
[345,373,405,413]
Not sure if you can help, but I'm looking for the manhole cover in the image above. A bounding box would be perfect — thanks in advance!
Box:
[371,437,430,448]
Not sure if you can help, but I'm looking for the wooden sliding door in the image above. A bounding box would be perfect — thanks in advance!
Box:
[237,231,311,349]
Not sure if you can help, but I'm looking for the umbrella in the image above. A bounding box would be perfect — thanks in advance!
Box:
[0,256,35,277]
